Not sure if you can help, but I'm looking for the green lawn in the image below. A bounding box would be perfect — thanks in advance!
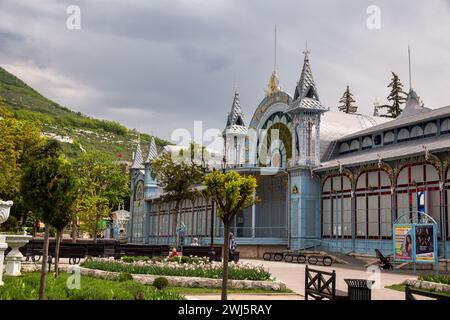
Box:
[0,272,290,300]
[0,272,184,300]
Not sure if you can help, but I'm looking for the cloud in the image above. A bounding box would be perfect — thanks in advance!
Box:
[0,0,449,145]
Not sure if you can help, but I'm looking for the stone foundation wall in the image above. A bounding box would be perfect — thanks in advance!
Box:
[237,245,287,259]
[76,266,286,291]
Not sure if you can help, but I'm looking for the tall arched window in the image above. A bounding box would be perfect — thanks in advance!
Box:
[396,163,441,237]
[355,170,392,239]
[322,174,352,238]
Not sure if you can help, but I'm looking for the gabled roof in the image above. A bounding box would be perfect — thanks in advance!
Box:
[223,90,247,135]
[131,140,144,169]
[287,52,327,112]
[144,137,158,163]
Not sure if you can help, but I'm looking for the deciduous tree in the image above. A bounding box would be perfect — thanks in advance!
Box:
[203,170,257,300]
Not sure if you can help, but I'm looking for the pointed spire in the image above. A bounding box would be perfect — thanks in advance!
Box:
[223,90,247,136]
[226,90,245,128]
[131,139,144,169]
[289,48,326,112]
[145,137,158,163]
[265,25,280,97]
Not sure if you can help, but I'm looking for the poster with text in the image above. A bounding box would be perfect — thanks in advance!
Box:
[415,225,435,262]
[394,225,413,261]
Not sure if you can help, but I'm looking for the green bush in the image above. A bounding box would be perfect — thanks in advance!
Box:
[418,274,450,285]
[180,256,190,264]
[153,277,169,290]
[122,256,150,263]
[117,272,133,282]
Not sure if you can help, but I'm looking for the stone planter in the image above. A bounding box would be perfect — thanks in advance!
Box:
[5,234,31,276]
[0,200,13,286]
[76,266,287,291]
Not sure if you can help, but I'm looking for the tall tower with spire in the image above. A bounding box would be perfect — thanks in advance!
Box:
[223,90,248,167]
[287,47,328,167]
[144,137,159,198]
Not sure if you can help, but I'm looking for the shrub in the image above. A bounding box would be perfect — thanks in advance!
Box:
[116,272,133,282]
[418,274,450,285]
[122,256,150,263]
[180,256,190,264]
[153,277,169,290]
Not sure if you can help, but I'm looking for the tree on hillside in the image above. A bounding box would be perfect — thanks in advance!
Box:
[379,72,407,118]
[21,139,76,299]
[151,151,203,248]
[338,86,358,114]
[0,115,43,222]
[71,152,130,242]
[203,170,257,300]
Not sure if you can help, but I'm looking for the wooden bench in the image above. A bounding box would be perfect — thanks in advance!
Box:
[375,249,393,270]
[405,284,450,300]
[114,244,170,259]
[182,246,222,262]
[305,265,348,300]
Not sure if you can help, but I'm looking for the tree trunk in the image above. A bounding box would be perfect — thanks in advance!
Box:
[172,201,180,249]
[71,217,77,243]
[94,214,99,244]
[54,230,61,277]
[221,221,230,301]
[39,226,50,300]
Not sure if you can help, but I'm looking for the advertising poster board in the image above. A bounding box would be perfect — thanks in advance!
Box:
[394,225,413,262]
[415,224,435,263]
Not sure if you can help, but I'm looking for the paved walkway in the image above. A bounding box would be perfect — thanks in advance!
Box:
[240,259,417,300]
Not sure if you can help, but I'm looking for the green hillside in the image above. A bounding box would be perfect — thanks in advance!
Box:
[0,66,169,160]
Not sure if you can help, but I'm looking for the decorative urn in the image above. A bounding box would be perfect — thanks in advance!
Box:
[0,200,14,286]
[0,200,13,225]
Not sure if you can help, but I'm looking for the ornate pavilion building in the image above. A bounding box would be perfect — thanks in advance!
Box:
[128,51,450,259]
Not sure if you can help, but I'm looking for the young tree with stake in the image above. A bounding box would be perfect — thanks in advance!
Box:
[203,170,257,300]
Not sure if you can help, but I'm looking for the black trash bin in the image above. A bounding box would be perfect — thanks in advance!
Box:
[344,279,374,300]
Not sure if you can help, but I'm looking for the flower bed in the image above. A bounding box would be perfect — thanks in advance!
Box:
[81,257,272,281]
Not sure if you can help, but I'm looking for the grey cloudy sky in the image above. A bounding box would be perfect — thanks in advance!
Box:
[1,0,450,146]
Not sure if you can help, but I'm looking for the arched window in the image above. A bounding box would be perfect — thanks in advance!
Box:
[396,164,440,234]
[362,137,373,150]
[384,131,394,145]
[350,139,360,151]
[322,175,352,238]
[441,118,450,133]
[424,122,438,137]
[355,170,392,239]
[397,128,410,141]
[339,142,350,154]
[410,125,423,139]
